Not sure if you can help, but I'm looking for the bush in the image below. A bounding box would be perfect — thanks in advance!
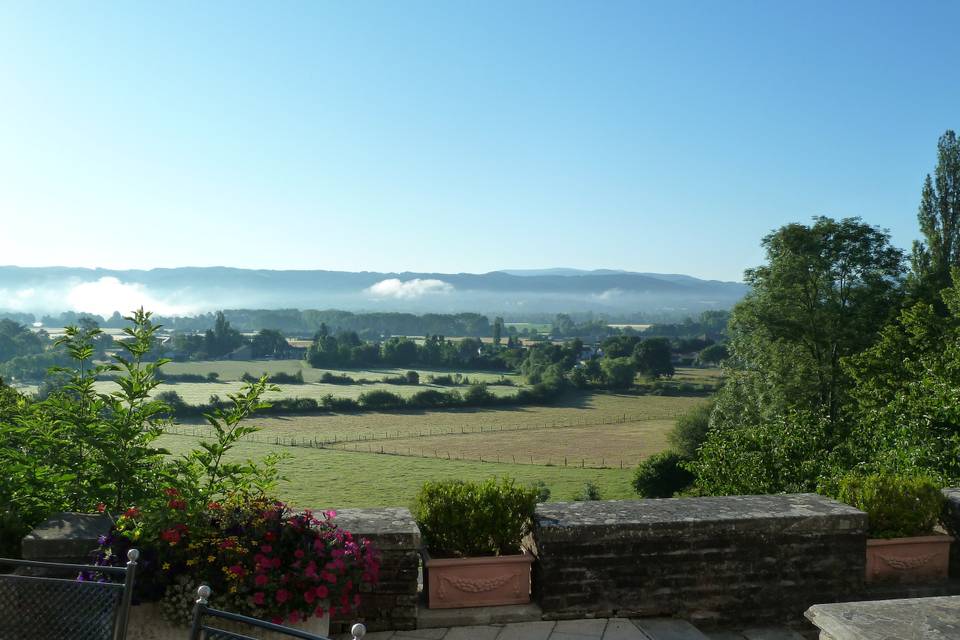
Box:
[668,400,714,459]
[575,482,602,501]
[267,371,304,384]
[320,394,360,411]
[358,390,406,410]
[632,451,695,498]
[409,389,456,408]
[530,480,551,503]
[412,477,538,557]
[320,372,354,384]
[464,383,495,406]
[405,370,420,384]
[838,473,944,539]
[205,372,219,382]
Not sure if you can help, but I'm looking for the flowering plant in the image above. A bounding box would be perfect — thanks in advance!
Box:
[94,491,380,626]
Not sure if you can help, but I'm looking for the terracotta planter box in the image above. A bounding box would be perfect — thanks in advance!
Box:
[865,534,953,584]
[423,550,533,609]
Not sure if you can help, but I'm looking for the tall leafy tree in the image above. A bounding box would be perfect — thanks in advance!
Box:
[911,130,960,306]
[694,217,905,495]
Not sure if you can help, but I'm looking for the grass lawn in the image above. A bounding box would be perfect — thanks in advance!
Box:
[158,435,638,508]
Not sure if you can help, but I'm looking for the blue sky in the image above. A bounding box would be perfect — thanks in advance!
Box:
[0,1,957,282]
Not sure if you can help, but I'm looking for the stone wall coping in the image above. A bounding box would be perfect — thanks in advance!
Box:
[805,595,960,639]
[21,511,110,562]
[534,493,865,531]
[308,507,421,549]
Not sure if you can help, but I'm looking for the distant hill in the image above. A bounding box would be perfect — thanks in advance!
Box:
[0,266,748,316]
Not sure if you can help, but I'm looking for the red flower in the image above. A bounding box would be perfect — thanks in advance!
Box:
[95,503,106,513]
[254,574,268,587]
[314,605,326,618]
[264,531,276,542]
[163,487,179,497]
[160,528,182,544]
[260,544,272,553]
[123,507,140,519]
[253,592,265,606]
[228,564,245,577]
[304,590,316,604]
[314,585,329,599]
[294,549,305,559]
[275,589,290,604]
[207,501,222,510]
[167,499,186,510]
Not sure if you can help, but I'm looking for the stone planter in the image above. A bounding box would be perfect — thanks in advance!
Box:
[422,549,533,609]
[126,601,330,640]
[865,535,953,583]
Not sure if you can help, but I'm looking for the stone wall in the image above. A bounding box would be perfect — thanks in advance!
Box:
[941,488,960,578]
[325,507,420,633]
[529,493,867,628]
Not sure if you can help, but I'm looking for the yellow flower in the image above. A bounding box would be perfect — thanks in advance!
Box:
[162,563,170,571]
[207,555,215,563]
[229,586,237,593]
[186,559,196,566]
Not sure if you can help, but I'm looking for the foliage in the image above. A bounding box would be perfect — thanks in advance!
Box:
[204,312,245,359]
[412,478,538,557]
[632,451,694,498]
[600,357,637,389]
[94,495,380,624]
[574,482,602,501]
[530,480,551,503]
[910,130,960,308]
[693,217,905,495]
[838,473,944,539]
[667,400,714,460]
[634,338,675,379]
[697,343,728,365]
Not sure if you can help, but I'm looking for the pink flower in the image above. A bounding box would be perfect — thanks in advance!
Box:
[96,503,106,513]
[167,499,186,510]
[163,487,179,497]
[228,564,245,577]
[123,507,140,519]
[314,605,326,618]
[304,589,316,604]
[260,545,272,553]
[255,574,269,587]
[294,549,304,559]
[314,585,329,599]
[275,589,290,604]
[253,592,265,606]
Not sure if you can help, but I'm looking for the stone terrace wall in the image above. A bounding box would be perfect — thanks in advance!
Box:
[941,489,960,578]
[323,508,420,633]
[530,493,866,628]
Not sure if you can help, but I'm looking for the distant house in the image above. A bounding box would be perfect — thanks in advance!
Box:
[225,344,253,360]
[580,345,602,362]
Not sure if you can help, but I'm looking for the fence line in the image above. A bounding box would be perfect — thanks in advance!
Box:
[163,411,655,447]
[160,417,645,470]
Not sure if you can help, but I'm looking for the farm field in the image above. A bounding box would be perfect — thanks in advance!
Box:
[159,359,523,385]
[161,391,707,504]
[174,391,704,444]
[95,359,523,404]
[157,434,638,508]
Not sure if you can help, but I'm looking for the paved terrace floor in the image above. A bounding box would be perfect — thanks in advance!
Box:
[334,618,811,640]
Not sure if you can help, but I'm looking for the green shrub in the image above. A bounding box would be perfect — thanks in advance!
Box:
[412,477,538,557]
[838,473,944,539]
[574,482,602,501]
[358,389,406,410]
[632,451,694,498]
[464,383,495,406]
[205,372,219,382]
[320,372,354,384]
[267,371,304,384]
[668,400,714,459]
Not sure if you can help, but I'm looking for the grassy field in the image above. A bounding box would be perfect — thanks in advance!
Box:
[157,435,638,508]
[158,390,707,505]
[174,391,703,443]
[94,359,524,404]
[159,359,523,385]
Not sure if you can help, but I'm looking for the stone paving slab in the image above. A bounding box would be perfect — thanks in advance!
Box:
[336,619,807,640]
[495,621,558,640]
